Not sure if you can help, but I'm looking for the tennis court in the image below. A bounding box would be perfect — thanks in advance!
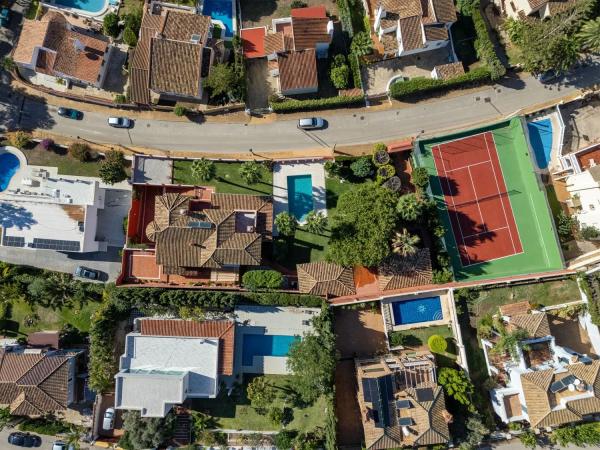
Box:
[432,132,523,266]
[415,118,563,281]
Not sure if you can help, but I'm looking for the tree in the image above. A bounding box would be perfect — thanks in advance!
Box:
[551,422,600,446]
[10,131,30,149]
[438,367,474,410]
[68,142,91,162]
[242,270,284,290]
[0,407,11,431]
[274,430,297,450]
[275,211,297,237]
[491,327,529,360]
[1,56,15,72]
[103,12,119,38]
[174,105,187,117]
[372,142,390,166]
[327,183,398,267]
[191,158,216,182]
[124,7,142,35]
[65,426,83,450]
[579,18,600,52]
[330,54,350,89]
[290,0,307,7]
[123,27,138,46]
[204,63,237,99]
[239,160,262,184]
[397,193,424,221]
[324,160,342,178]
[464,416,489,448]
[411,167,429,190]
[582,225,600,240]
[246,376,276,413]
[350,31,373,57]
[519,431,538,449]
[304,210,327,234]
[99,150,128,185]
[556,210,577,241]
[391,229,420,257]
[428,334,447,353]
[120,411,175,450]
[268,406,284,425]
[350,157,373,178]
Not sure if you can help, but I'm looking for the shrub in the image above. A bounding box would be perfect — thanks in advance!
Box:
[275,211,297,237]
[324,160,342,178]
[239,160,262,184]
[372,142,390,166]
[552,422,600,446]
[376,164,395,182]
[428,334,448,353]
[389,67,492,99]
[114,94,127,104]
[68,142,91,162]
[99,150,128,185]
[191,158,215,181]
[582,225,600,240]
[349,52,362,89]
[174,105,187,117]
[305,210,327,234]
[103,12,119,37]
[123,27,138,46]
[471,4,506,80]
[270,95,363,113]
[438,367,475,410]
[350,31,373,56]
[330,54,350,89]
[382,176,402,192]
[389,331,422,347]
[290,0,307,7]
[411,167,429,190]
[350,156,373,178]
[1,56,15,72]
[20,418,70,436]
[519,431,538,449]
[244,292,324,307]
[39,138,53,150]
[268,407,284,425]
[10,131,30,149]
[242,270,284,291]
[556,210,577,241]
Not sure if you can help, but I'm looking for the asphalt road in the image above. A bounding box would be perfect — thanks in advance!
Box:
[10,60,600,154]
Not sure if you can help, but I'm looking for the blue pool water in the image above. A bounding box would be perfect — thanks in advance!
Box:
[242,334,299,366]
[392,296,443,325]
[527,119,553,169]
[287,174,313,222]
[203,0,234,37]
[53,0,106,13]
[0,153,20,192]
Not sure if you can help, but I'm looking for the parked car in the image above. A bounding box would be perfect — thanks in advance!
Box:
[107,117,132,128]
[536,69,559,84]
[57,107,83,120]
[297,117,325,130]
[0,8,10,27]
[51,441,74,450]
[73,266,100,280]
[103,407,116,430]
[7,433,41,448]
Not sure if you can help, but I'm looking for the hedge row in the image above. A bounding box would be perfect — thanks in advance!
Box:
[389,66,491,99]
[581,274,600,326]
[336,0,355,37]
[270,95,364,113]
[349,52,362,89]
[471,2,506,80]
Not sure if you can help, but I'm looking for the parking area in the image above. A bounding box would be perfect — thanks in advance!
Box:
[103,44,129,95]
[96,188,131,247]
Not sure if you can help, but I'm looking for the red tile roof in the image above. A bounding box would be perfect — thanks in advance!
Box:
[291,5,327,18]
[139,319,235,375]
[27,332,60,349]
[277,48,318,93]
[291,16,331,50]
[241,27,266,58]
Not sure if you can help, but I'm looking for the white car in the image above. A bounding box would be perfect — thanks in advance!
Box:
[102,407,115,430]
[52,441,73,450]
[107,117,132,128]
[297,117,325,130]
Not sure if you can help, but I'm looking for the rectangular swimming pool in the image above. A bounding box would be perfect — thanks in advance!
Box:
[53,0,106,14]
[287,174,313,222]
[202,0,234,37]
[527,119,553,169]
[391,296,443,325]
[242,334,299,366]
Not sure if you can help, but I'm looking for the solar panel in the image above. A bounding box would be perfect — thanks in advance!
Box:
[398,417,413,426]
[416,387,434,402]
[362,379,373,402]
[32,238,80,252]
[2,236,25,247]
[396,400,411,409]
[189,221,212,229]
[550,375,578,393]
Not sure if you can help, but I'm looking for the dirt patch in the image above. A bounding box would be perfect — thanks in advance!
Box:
[334,360,363,448]
[334,308,387,358]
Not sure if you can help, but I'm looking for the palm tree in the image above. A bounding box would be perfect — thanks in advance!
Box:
[397,193,422,221]
[391,229,420,257]
[65,426,83,450]
[239,161,262,185]
[191,158,216,182]
[579,18,600,52]
[275,212,297,238]
[304,210,327,234]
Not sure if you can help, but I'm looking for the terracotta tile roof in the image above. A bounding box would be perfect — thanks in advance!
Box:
[430,0,457,22]
[297,262,356,297]
[527,0,548,10]
[499,301,531,317]
[399,16,425,51]
[377,248,433,291]
[150,38,202,98]
[509,313,550,338]
[433,61,464,79]
[291,16,331,50]
[424,25,449,41]
[0,351,73,416]
[13,12,109,84]
[277,49,318,93]
[139,319,235,375]
[291,5,327,17]
[161,11,211,42]
[379,0,423,17]
[546,0,577,14]
[211,193,273,237]
[241,27,266,58]
[264,32,286,55]
[27,332,60,349]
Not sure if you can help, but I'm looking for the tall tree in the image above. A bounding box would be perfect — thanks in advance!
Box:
[304,210,327,234]
[391,229,420,257]
[579,17,600,52]
[246,376,276,413]
[275,212,297,238]
[239,161,262,184]
[120,411,175,450]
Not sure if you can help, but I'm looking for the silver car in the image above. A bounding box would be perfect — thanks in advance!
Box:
[102,407,115,430]
[107,117,132,128]
[297,117,325,130]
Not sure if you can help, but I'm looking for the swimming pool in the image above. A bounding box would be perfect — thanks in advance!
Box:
[242,334,299,366]
[391,296,443,325]
[0,152,20,192]
[287,174,313,222]
[527,119,553,169]
[51,0,106,13]
[203,0,234,37]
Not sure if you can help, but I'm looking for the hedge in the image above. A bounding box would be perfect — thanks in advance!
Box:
[389,67,491,99]
[20,418,71,436]
[349,52,362,89]
[581,273,600,326]
[270,95,364,113]
[242,270,284,291]
[242,292,325,307]
[470,2,506,80]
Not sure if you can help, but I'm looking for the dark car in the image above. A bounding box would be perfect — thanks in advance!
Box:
[536,69,559,84]
[8,433,41,448]
[73,266,100,280]
[57,107,83,120]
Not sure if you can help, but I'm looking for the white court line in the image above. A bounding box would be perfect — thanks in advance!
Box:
[466,164,487,230]
[463,226,509,240]
[485,132,520,255]
[435,144,471,265]
[434,130,494,149]
[443,159,490,174]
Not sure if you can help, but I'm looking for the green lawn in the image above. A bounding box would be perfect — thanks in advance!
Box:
[0,299,100,337]
[22,146,102,177]
[172,161,273,196]
[389,325,456,358]
[190,375,327,432]
[25,0,39,19]
[415,118,564,281]
[469,278,582,320]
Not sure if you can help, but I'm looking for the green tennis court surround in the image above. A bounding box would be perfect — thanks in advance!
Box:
[414,118,563,281]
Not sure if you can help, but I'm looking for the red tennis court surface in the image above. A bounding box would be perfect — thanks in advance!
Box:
[432,132,523,266]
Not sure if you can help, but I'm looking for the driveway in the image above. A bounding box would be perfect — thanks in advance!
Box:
[96,189,131,247]
[334,308,388,358]
[245,58,275,110]
[103,45,129,95]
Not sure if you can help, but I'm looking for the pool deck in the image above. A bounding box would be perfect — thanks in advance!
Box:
[526,110,563,173]
[380,290,452,332]
[231,305,320,375]
[272,159,327,229]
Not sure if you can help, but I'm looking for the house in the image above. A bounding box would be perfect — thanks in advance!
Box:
[492,0,575,20]
[481,302,600,428]
[356,353,451,449]
[372,0,457,59]
[114,318,235,418]
[121,186,273,285]
[0,148,107,252]
[0,348,82,417]
[240,6,333,96]
[12,11,112,88]
[297,261,356,297]
[129,4,220,105]
[566,162,600,230]
[377,248,433,291]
